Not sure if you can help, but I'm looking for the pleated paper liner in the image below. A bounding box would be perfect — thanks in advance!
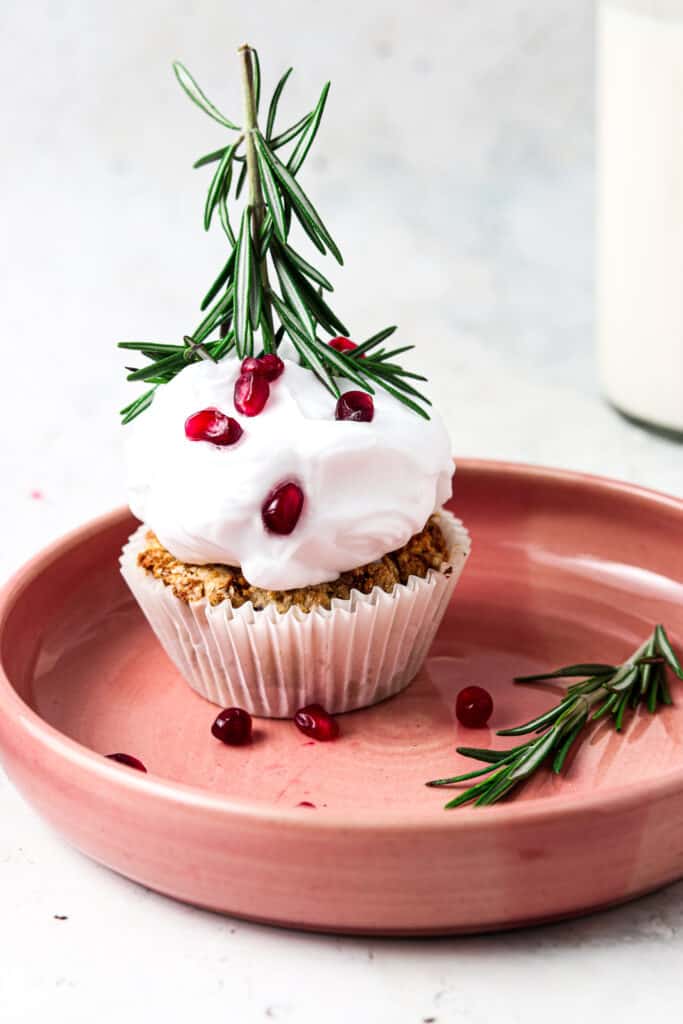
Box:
[120,510,470,717]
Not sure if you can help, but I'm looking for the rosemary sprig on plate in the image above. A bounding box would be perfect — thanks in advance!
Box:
[119,44,430,423]
[427,625,683,809]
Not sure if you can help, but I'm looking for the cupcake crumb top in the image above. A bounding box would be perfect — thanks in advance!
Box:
[137,516,449,612]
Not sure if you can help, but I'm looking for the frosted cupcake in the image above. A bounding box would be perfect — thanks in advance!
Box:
[118,45,470,716]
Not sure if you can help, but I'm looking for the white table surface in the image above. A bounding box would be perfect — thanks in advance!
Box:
[2,1,683,1021]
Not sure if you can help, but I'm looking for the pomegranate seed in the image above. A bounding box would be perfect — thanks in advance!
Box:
[335,391,374,422]
[294,704,340,741]
[262,481,304,535]
[241,354,285,381]
[328,337,358,354]
[185,408,243,446]
[257,353,285,381]
[240,357,261,375]
[211,707,253,746]
[106,752,147,772]
[455,686,494,728]
[297,801,316,808]
[234,373,270,416]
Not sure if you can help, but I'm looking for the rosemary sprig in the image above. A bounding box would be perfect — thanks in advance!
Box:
[119,44,430,421]
[427,625,683,809]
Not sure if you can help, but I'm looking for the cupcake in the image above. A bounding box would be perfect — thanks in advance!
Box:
[118,45,470,716]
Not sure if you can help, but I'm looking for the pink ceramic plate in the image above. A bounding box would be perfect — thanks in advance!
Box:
[1,460,683,935]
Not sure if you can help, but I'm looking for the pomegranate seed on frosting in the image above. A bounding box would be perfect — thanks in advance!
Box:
[262,481,304,535]
[328,336,360,355]
[240,357,262,376]
[184,407,243,446]
[335,391,374,422]
[240,354,284,381]
[256,353,285,381]
[234,372,270,416]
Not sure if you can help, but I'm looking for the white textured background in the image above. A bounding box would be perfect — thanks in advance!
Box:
[1,1,682,1022]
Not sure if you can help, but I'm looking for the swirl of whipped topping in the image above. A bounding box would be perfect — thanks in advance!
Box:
[125,356,454,589]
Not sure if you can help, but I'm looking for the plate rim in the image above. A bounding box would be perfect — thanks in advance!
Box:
[2,457,683,833]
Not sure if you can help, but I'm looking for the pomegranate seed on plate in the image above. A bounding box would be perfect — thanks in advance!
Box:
[106,752,147,772]
[455,686,494,728]
[185,408,243,446]
[262,481,304,535]
[211,707,253,746]
[294,703,340,741]
[335,391,374,422]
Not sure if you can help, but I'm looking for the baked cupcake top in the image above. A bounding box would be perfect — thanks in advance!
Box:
[119,46,454,590]
[126,353,452,589]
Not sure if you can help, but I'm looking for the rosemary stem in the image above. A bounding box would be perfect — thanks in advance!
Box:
[238,43,274,347]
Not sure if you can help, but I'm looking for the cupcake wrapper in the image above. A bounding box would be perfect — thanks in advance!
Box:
[120,511,470,717]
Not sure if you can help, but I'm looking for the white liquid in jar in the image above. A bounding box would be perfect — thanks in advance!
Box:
[598,0,683,433]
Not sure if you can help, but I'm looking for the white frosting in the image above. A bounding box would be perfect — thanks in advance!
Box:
[125,356,454,589]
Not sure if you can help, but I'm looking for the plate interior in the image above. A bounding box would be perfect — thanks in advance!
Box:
[15,467,683,822]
